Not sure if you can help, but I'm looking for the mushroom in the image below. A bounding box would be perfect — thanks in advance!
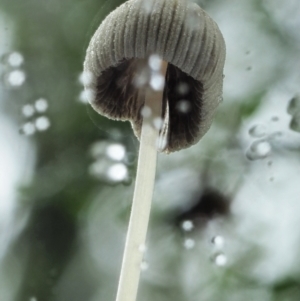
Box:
[83,0,225,300]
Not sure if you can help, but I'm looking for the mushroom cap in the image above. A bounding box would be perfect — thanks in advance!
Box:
[84,0,226,153]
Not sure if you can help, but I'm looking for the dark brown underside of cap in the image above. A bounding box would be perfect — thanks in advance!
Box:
[95,59,204,153]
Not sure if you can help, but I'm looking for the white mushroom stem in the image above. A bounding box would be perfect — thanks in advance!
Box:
[116,60,168,301]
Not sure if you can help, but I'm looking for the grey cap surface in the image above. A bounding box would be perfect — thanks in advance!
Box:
[84,0,226,153]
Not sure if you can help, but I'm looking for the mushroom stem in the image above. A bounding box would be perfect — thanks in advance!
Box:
[116,61,168,301]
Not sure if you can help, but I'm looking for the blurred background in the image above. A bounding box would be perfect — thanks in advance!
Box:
[0,0,300,300]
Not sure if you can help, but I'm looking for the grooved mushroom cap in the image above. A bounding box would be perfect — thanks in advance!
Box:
[84,0,226,153]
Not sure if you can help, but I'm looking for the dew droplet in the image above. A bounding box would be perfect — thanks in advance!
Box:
[133,68,149,88]
[124,152,136,166]
[140,261,149,271]
[79,89,94,103]
[150,73,165,91]
[7,51,24,67]
[141,106,152,118]
[107,163,128,182]
[246,140,271,160]
[78,71,94,86]
[6,69,26,87]
[106,143,126,161]
[141,0,153,14]
[176,82,189,95]
[22,104,35,117]
[176,100,191,113]
[138,244,147,253]
[20,122,36,136]
[181,220,194,232]
[184,238,195,249]
[289,115,300,133]
[211,235,225,248]
[35,116,50,131]
[287,95,300,116]
[148,54,162,71]
[153,117,163,130]
[248,124,267,138]
[35,98,48,112]
[213,253,227,266]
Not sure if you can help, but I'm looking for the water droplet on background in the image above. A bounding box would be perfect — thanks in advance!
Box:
[7,51,24,67]
[124,152,136,166]
[153,117,163,130]
[107,163,128,182]
[79,89,94,103]
[89,160,128,183]
[22,104,35,117]
[211,235,225,248]
[287,95,300,116]
[78,71,94,86]
[140,261,149,271]
[20,122,36,136]
[184,238,195,249]
[141,106,152,118]
[35,98,48,112]
[148,54,162,71]
[213,253,227,266]
[29,297,37,301]
[6,69,26,87]
[181,220,194,232]
[106,143,126,161]
[289,115,300,133]
[246,140,271,161]
[176,82,189,95]
[176,100,191,113]
[35,116,51,131]
[138,244,147,253]
[150,73,165,91]
[248,124,267,138]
